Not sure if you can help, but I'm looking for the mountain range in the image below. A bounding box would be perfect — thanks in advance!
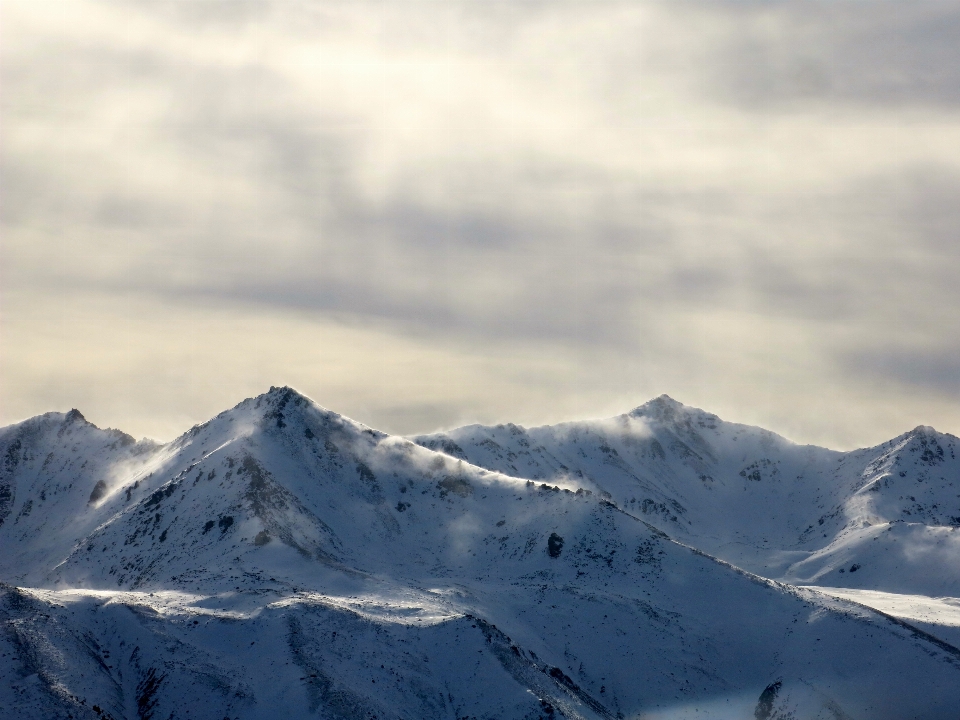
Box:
[2,387,958,719]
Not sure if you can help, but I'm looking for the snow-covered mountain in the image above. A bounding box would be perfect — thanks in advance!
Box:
[416,395,960,597]
[2,388,959,719]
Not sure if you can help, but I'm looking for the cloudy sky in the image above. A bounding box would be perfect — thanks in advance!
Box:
[3,0,960,448]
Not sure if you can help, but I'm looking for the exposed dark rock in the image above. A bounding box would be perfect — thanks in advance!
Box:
[547,532,564,558]
[89,479,108,504]
[438,476,472,498]
[754,680,782,720]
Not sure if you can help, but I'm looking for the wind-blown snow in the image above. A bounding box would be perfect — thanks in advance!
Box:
[1,387,958,718]
[417,395,960,596]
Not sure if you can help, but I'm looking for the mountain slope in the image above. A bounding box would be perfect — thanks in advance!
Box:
[1,388,959,719]
[0,409,163,586]
[415,395,960,596]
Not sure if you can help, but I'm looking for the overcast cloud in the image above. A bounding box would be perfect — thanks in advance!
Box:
[3,0,960,448]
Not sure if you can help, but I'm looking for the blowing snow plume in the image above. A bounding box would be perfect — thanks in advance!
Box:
[1,387,959,718]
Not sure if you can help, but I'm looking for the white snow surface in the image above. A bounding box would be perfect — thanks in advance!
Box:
[0,387,958,719]
[417,395,960,596]
[803,586,960,648]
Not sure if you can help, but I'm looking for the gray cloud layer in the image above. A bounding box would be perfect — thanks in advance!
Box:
[3,1,960,447]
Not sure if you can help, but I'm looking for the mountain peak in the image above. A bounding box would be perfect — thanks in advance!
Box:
[241,385,386,441]
[629,394,689,421]
[227,385,323,423]
[263,385,311,404]
[64,408,86,424]
[260,386,318,431]
[652,393,681,406]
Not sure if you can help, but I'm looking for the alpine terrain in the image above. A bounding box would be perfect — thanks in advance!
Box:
[2,387,959,719]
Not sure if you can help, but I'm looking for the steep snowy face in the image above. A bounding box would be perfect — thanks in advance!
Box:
[2,387,960,719]
[414,396,841,564]
[415,396,960,594]
[0,409,164,585]
[1,386,625,592]
[781,426,960,595]
[845,426,959,526]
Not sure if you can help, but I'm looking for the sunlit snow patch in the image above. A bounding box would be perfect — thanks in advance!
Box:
[269,588,461,626]
[806,585,960,647]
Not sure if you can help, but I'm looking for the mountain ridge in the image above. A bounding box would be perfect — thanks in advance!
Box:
[416,392,960,596]
[2,386,959,718]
